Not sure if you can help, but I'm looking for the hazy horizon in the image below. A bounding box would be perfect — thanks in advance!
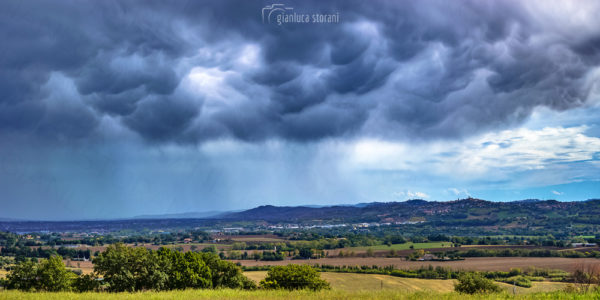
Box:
[1,1,599,220]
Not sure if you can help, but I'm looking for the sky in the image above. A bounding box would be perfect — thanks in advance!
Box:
[1,0,599,220]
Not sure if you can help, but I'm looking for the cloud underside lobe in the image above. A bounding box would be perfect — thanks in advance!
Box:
[1,0,600,144]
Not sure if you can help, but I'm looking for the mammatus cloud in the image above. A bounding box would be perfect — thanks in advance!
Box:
[1,0,600,144]
[1,1,599,219]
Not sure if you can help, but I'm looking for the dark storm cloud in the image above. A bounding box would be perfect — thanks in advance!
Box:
[123,96,199,142]
[1,0,599,143]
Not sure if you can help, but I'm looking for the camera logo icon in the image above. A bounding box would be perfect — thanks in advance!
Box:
[262,4,293,24]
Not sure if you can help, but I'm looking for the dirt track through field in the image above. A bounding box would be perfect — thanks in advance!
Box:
[234,257,600,272]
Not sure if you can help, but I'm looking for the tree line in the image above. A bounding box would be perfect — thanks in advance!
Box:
[1,246,91,262]
[1,243,255,292]
[0,243,333,293]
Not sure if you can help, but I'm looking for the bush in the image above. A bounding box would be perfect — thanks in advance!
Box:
[73,274,100,292]
[499,276,532,288]
[454,272,501,294]
[260,265,330,291]
[261,251,284,261]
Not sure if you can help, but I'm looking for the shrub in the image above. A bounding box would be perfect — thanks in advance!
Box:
[73,274,100,292]
[454,272,501,294]
[201,245,218,254]
[499,276,532,288]
[366,248,375,257]
[260,265,330,291]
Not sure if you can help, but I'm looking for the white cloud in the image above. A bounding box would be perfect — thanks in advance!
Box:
[393,190,430,199]
[447,188,471,197]
[552,190,564,195]
[348,125,600,187]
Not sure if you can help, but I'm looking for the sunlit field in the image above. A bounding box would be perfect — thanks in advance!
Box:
[244,271,570,294]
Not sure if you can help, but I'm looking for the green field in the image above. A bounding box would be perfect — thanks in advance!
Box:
[346,242,452,251]
[0,289,597,300]
[573,235,595,239]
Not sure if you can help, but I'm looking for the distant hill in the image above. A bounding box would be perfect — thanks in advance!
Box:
[220,198,600,228]
[2,198,600,233]
[133,210,234,220]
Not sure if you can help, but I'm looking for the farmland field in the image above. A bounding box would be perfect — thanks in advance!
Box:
[344,242,452,251]
[141,243,231,251]
[54,253,600,277]
[63,260,94,275]
[245,271,454,292]
[235,257,600,273]
[226,235,286,242]
[244,271,569,294]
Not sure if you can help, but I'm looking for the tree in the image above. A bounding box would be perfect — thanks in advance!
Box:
[454,272,501,294]
[36,256,74,291]
[297,248,313,259]
[408,249,425,261]
[260,265,330,291]
[5,259,38,291]
[201,245,218,254]
[572,263,600,293]
[6,256,73,292]
[366,248,375,257]
[7,242,256,293]
[157,248,212,290]
[93,243,166,292]
[73,274,100,292]
[198,252,256,289]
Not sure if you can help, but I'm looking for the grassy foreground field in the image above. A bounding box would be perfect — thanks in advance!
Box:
[0,289,598,300]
